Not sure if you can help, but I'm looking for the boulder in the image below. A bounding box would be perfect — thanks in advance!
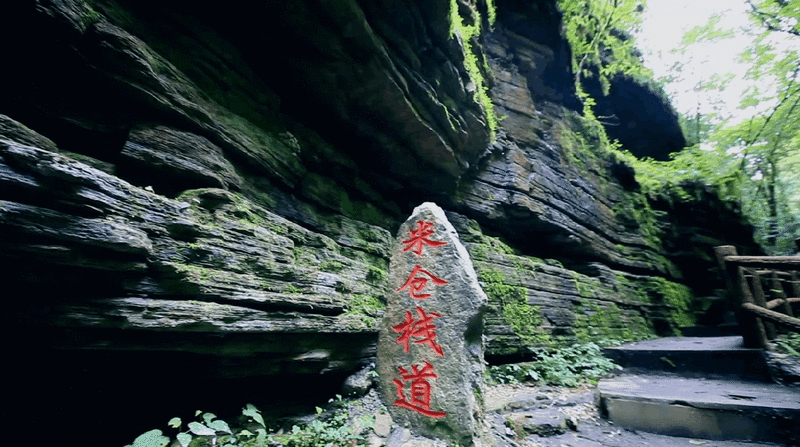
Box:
[377,202,487,446]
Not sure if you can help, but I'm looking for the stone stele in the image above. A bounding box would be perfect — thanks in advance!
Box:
[377,202,488,446]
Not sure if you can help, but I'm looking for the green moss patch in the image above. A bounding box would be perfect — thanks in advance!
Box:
[644,277,697,331]
[343,294,386,330]
[449,0,497,140]
[573,299,653,343]
[479,269,550,347]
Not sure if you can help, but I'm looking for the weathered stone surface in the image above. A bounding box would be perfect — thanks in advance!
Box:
[119,125,243,194]
[237,0,491,191]
[0,114,59,152]
[587,73,687,161]
[505,410,570,437]
[458,27,677,277]
[342,363,379,398]
[377,202,487,446]
[0,1,765,445]
[444,211,681,352]
[0,137,388,370]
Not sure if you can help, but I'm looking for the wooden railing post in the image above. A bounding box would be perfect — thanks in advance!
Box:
[750,271,777,340]
[771,272,794,318]
[735,265,770,349]
[791,272,800,298]
[715,246,769,349]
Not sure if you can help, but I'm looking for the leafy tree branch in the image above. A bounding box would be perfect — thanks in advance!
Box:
[558,0,651,117]
[746,0,800,38]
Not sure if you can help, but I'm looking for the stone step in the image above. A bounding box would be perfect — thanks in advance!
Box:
[603,336,772,382]
[597,372,800,445]
[679,323,739,337]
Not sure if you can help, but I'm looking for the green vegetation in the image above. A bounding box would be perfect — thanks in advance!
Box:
[555,0,788,260]
[319,260,345,272]
[573,272,596,298]
[558,0,652,117]
[551,97,713,225]
[613,145,741,203]
[79,2,104,28]
[554,107,619,170]
[550,110,690,275]
[571,272,695,338]
[485,0,497,26]
[479,269,550,346]
[172,263,238,289]
[343,294,386,329]
[644,277,696,330]
[775,332,800,357]
[512,257,538,280]
[450,0,498,139]
[468,233,519,260]
[466,219,663,349]
[657,0,800,254]
[366,265,386,283]
[487,342,619,386]
[126,400,373,447]
[573,299,653,342]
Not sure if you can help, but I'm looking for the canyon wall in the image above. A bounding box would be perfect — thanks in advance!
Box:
[0,0,757,443]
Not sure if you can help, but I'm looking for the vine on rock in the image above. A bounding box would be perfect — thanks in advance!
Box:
[558,0,652,118]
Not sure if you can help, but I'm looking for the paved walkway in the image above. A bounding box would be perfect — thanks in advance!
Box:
[483,383,789,447]
[599,373,800,411]
[611,336,752,351]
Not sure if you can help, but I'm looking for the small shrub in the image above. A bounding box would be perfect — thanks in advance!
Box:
[487,342,619,387]
[273,404,371,447]
[125,399,371,447]
[775,333,800,357]
[126,405,264,447]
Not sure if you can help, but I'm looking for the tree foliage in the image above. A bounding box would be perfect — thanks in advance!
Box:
[745,0,800,37]
[558,0,652,117]
[450,0,498,139]
[557,0,799,253]
[670,0,800,254]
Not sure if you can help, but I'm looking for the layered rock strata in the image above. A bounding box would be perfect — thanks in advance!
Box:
[0,0,760,444]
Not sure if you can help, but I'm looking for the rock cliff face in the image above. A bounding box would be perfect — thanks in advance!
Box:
[0,0,758,443]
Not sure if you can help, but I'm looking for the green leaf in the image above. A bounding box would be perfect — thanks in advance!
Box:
[778,341,800,356]
[168,417,182,429]
[202,412,216,425]
[208,419,232,434]
[195,410,202,417]
[242,403,265,427]
[255,428,267,445]
[130,429,169,447]
[188,421,216,436]
[176,433,192,447]
[681,14,735,45]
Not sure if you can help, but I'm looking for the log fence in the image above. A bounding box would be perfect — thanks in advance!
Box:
[714,245,800,350]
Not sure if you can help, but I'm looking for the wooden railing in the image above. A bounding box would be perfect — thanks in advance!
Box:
[714,245,800,350]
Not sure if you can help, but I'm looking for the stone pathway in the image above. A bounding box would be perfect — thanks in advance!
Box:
[481,383,788,447]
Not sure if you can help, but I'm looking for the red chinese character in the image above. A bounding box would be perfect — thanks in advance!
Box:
[393,361,447,418]
[393,306,445,357]
[396,265,448,300]
[402,221,447,257]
